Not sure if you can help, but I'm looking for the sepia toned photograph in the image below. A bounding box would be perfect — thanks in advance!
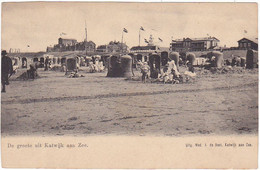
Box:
[1,2,258,168]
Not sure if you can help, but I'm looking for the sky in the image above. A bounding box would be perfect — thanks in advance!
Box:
[1,2,258,52]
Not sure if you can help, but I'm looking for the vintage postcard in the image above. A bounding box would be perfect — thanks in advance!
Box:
[1,2,258,168]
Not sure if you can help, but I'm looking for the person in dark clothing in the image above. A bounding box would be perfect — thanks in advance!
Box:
[92,56,96,64]
[1,50,13,93]
[187,62,195,73]
[44,57,49,71]
[27,64,37,79]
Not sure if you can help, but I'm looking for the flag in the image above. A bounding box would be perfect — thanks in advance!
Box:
[158,37,163,42]
[140,26,145,31]
[244,30,247,33]
[144,38,149,43]
[123,28,128,33]
[27,45,30,47]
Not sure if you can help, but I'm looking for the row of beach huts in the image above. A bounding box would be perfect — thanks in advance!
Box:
[8,49,258,75]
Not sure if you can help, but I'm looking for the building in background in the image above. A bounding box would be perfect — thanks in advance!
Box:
[170,37,220,52]
[237,37,258,51]
[58,38,77,46]
[46,38,96,52]
[130,35,161,53]
[47,24,96,52]
[84,41,96,52]
[96,45,107,53]
[96,41,128,53]
[130,45,159,53]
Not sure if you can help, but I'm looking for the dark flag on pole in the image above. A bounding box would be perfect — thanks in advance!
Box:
[144,38,149,43]
[123,28,128,33]
[27,45,30,47]
[140,26,145,31]
[158,37,163,42]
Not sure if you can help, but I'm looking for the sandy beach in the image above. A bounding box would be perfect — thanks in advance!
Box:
[1,67,258,137]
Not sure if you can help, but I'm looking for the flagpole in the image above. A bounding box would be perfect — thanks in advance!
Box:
[85,20,87,55]
[139,29,140,46]
[121,30,124,53]
[121,30,123,44]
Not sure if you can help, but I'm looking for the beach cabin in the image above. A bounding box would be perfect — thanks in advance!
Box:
[121,55,133,77]
[107,55,121,77]
[65,58,78,75]
[246,49,258,69]
[161,51,169,66]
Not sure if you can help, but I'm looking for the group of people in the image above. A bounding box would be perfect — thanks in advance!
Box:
[161,60,182,84]
[138,58,196,84]
[88,60,105,73]
[1,49,198,92]
[229,55,246,67]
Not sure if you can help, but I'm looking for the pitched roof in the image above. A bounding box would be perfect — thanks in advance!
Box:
[130,45,157,51]
[238,37,258,44]
[173,37,219,42]
[59,38,77,41]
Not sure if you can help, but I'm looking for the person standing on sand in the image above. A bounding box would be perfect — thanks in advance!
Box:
[140,62,150,83]
[1,50,13,93]
[44,57,49,71]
